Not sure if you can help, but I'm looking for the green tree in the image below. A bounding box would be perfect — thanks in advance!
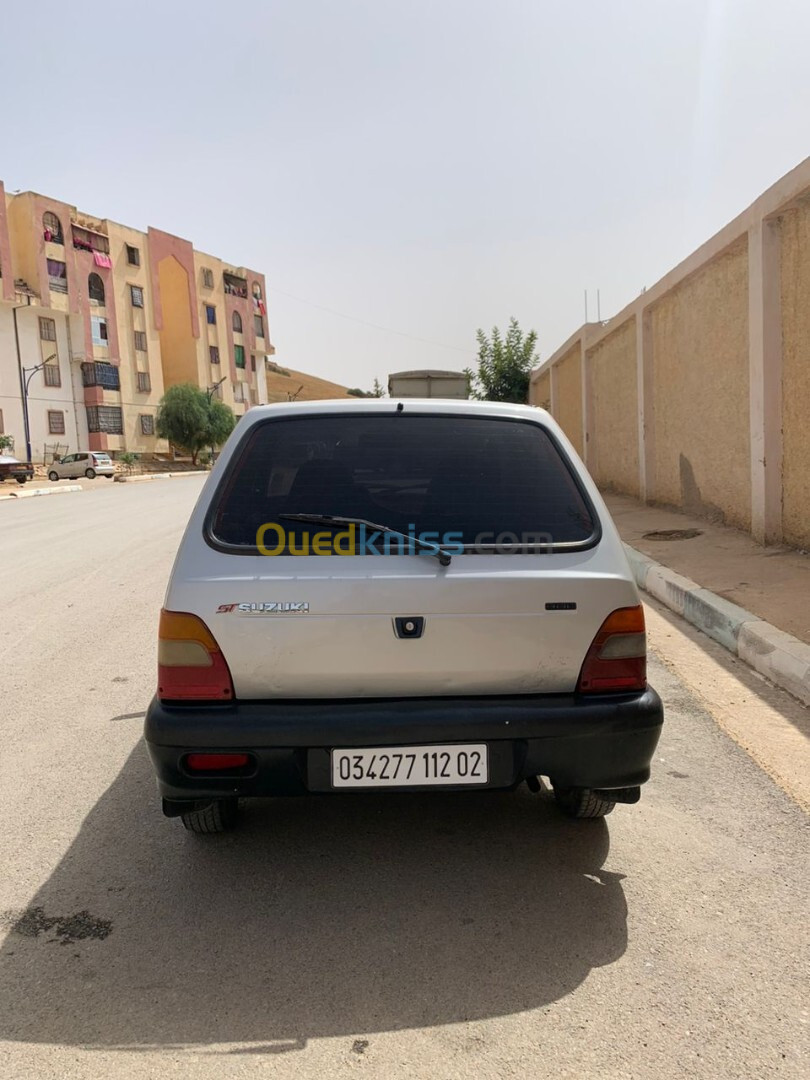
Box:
[204,398,236,453]
[371,378,386,398]
[156,383,236,465]
[466,317,539,403]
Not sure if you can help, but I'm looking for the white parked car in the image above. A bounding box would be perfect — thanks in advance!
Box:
[145,399,663,833]
[48,451,115,481]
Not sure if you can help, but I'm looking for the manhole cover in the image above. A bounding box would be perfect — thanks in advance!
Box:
[642,529,703,541]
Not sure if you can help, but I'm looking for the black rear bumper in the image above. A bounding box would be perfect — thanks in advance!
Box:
[145,687,663,804]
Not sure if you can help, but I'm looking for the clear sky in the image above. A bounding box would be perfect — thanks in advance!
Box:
[2,0,809,389]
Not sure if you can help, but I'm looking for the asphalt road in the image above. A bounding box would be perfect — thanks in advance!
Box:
[0,478,807,1080]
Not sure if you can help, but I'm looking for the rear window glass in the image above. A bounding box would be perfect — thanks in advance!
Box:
[208,414,597,553]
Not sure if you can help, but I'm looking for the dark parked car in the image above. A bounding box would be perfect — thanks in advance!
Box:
[0,455,34,484]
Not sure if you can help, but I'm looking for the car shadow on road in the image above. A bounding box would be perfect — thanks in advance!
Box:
[0,740,627,1053]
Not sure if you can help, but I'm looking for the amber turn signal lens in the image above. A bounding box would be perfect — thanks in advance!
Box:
[577,605,647,693]
[157,610,235,702]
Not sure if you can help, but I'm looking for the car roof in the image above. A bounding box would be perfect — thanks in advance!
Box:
[241,398,550,425]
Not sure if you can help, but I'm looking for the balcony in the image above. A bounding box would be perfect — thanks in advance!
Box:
[81,362,120,390]
[72,224,110,256]
[223,272,248,298]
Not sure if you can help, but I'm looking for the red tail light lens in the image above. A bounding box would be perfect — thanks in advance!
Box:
[577,605,647,693]
[186,753,250,772]
[158,610,234,702]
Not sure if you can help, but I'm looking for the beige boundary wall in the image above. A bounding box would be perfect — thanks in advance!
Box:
[530,156,810,550]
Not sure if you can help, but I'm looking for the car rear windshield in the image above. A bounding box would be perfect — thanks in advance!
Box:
[207,414,598,554]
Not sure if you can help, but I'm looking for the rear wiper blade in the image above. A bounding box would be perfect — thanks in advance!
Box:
[278,513,452,566]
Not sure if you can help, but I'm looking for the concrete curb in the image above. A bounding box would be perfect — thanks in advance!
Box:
[1,471,207,501]
[625,543,810,707]
[0,484,82,501]
[124,471,208,482]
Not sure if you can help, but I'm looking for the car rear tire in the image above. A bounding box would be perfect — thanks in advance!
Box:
[15,476,27,485]
[180,799,239,834]
[48,471,59,482]
[553,784,615,819]
[85,468,96,479]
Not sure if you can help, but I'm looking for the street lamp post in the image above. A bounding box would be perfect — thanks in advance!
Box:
[206,376,226,402]
[20,354,57,463]
[205,377,227,462]
[12,300,32,461]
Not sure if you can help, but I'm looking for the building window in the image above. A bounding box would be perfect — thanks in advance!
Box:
[250,353,256,372]
[39,317,57,341]
[43,363,61,388]
[91,316,108,346]
[88,272,105,304]
[47,259,68,293]
[140,413,155,435]
[81,362,120,390]
[86,405,123,434]
[205,305,216,325]
[43,212,63,244]
[126,244,140,266]
[234,344,245,368]
[130,284,144,307]
[209,345,220,365]
[202,267,214,288]
[233,382,246,403]
[137,371,151,392]
[232,311,243,333]
[254,314,264,337]
[134,330,147,351]
[48,410,66,435]
[252,282,262,300]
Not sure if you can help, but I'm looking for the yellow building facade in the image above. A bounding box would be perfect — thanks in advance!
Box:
[0,180,272,461]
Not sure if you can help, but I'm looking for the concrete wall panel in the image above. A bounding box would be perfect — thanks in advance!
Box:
[780,202,810,549]
[554,344,583,455]
[650,236,751,529]
[530,371,550,409]
[586,316,639,495]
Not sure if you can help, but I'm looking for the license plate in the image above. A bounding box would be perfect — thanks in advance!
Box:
[331,744,488,788]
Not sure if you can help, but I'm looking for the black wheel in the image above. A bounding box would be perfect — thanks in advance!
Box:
[48,471,59,482]
[85,468,96,479]
[180,799,239,834]
[552,784,615,819]
[15,476,27,485]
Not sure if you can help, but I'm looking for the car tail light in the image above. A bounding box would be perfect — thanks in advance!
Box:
[577,605,647,693]
[158,610,234,702]
[186,753,249,772]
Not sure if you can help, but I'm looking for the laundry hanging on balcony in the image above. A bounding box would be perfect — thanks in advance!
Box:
[93,251,112,269]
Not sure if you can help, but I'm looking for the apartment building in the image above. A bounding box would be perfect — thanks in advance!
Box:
[0,179,271,461]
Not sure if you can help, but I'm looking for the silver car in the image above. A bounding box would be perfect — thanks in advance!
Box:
[145,399,664,833]
[48,451,115,481]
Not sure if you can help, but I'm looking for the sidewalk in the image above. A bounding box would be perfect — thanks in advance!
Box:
[605,493,810,704]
